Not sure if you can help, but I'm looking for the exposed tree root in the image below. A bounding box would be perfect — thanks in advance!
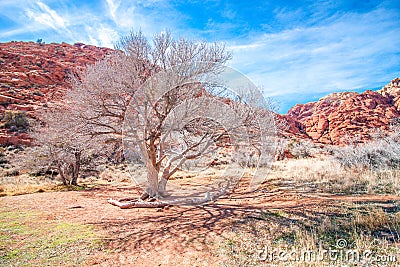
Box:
[139,192,149,201]
[108,198,169,209]
[108,195,213,208]
[118,197,138,202]
[109,189,226,208]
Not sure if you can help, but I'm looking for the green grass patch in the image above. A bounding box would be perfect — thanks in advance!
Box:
[0,209,104,266]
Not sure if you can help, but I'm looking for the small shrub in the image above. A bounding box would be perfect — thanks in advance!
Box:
[36,38,44,45]
[1,111,29,132]
[33,90,44,97]
[334,136,400,170]
[287,139,316,159]
[391,117,400,127]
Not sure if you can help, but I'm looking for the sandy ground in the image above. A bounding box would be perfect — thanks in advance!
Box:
[1,180,400,266]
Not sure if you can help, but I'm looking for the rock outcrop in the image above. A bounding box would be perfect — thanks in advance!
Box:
[0,41,113,145]
[285,78,400,144]
[378,77,400,111]
[0,41,399,146]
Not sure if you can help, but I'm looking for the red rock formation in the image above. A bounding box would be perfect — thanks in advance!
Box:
[285,78,400,145]
[275,113,308,139]
[0,41,399,147]
[0,41,113,145]
[378,77,400,111]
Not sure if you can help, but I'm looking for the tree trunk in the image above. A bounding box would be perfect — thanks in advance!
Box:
[70,151,81,186]
[157,168,171,197]
[108,198,169,208]
[145,163,159,198]
[56,163,67,185]
[108,191,217,208]
[158,177,168,197]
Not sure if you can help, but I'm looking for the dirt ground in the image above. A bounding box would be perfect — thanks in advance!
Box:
[2,178,400,267]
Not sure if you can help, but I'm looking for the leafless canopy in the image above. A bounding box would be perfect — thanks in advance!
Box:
[38,31,275,206]
[67,31,231,142]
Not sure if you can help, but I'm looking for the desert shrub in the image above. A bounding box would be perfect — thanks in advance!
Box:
[391,117,400,127]
[274,138,319,160]
[33,90,44,96]
[287,139,316,159]
[1,110,29,132]
[274,138,289,160]
[334,125,400,170]
[0,147,6,165]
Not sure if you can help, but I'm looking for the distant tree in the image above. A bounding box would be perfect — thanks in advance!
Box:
[18,104,110,186]
[36,39,44,45]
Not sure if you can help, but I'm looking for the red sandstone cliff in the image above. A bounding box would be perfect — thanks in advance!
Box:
[285,78,400,144]
[0,41,113,145]
[0,41,398,146]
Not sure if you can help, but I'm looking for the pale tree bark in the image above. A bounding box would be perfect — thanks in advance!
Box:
[70,151,81,186]
[145,162,159,198]
[50,30,274,208]
[22,102,112,187]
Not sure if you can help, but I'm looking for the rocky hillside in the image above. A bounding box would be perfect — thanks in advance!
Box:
[285,78,400,144]
[0,41,113,145]
[0,41,399,146]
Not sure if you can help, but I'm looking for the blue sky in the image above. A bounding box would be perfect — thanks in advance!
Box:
[0,0,399,113]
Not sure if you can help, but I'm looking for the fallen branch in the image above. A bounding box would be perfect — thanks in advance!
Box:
[108,198,169,209]
[108,189,226,209]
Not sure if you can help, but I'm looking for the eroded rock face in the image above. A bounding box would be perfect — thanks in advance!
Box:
[379,77,400,111]
[275,114,308,139]
[285,78,400,144]
[0,41,399,147]
[0,41,113,145]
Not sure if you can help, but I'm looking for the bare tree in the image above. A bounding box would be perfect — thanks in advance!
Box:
[64,31,275,207]
[67,31,230,141]
[18,103,110,186]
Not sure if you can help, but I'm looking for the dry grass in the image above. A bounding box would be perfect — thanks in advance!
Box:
[0,164,137,196]
[215,204,400,266]
[212,157,400,266]
[268,157,400,195]
[98,165,133,183]
[0,174,58,196]
[3,152,399,196]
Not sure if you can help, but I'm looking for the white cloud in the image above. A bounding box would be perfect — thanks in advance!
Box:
[1,0,398,110]
[105,0,121,21]
[0,0,179,46]
[104,0,179,36]
[228,7,400,97]
[95,26,119,47]
[25,1,67,31]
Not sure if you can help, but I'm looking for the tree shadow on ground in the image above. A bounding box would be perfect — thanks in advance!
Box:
[90,184,376,254]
